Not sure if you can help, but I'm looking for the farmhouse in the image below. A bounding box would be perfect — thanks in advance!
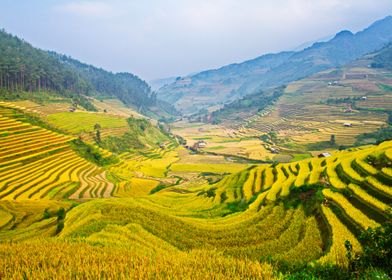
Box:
[193,140,207,150]
[343,123,353,127]
[196,140,207,148]
[318,152,332,158]
[328,81,339,86]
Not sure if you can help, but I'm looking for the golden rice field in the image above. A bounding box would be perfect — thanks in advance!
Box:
[47,111,128,134]
[0,239,276,279]
[0,108,115,200]
[91,98,145,118]
[244,65,392,148]
[124,139,391,267]
[0,102,391,278]
[171,120,273,160]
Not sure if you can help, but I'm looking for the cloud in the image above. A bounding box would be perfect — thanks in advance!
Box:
[21,0,392,79]
[54,1,116,18]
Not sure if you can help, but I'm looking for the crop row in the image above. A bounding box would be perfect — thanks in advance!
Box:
[0,113,114,200]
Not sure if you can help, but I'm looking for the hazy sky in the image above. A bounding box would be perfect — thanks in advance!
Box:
[1,0,392,81]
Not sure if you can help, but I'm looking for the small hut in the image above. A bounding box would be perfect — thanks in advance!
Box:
[318,152,332,158]
[192,140,207,150]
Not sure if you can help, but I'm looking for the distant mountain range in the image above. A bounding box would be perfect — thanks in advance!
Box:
[290,35,334,52]
[158,16,392,114]
[207,41,392,128]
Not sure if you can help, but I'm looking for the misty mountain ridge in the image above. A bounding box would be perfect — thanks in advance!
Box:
[158,16,392,114]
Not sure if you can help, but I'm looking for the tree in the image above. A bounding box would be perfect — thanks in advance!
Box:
[94,123,101,131]
[0,29,179,115]
[330,134,336,145]
[346,211,392,277]
[95,129,101,144]
[93,123,102,143]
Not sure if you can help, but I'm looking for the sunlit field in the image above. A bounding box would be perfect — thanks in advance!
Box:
[1,7,392,279]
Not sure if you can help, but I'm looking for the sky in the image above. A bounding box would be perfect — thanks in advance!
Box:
[1,0,392,81]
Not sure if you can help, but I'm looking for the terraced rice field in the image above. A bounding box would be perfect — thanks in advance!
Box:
[0,101,390,277]
[47,112,128,134]
[244,65,391,147]
[0,200,73,240]
[196,140,390,264]
[0,111,114,200]
[172,120,273,160]
[122,140,386,266]
[91,98,145,118]
[113,148,180,179]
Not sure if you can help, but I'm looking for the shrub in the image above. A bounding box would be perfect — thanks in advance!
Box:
[56,220,64,234]
[348,215,392,277]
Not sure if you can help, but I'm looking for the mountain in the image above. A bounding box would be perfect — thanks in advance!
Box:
[291,35,334,52]
[371,43,392,70]
[149,76,178,91]
[207,41,392,152]
[158,16,392,114]
[0,29,177,118]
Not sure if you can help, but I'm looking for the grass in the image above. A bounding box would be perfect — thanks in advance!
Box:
[170,163,248,173]
[306,141,338,151]
[290,153,312,162]
[205,145,226,150]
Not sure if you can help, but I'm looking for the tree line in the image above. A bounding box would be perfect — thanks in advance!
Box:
[0,29,174,114]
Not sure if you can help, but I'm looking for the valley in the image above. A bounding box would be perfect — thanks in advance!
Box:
[0,96,390,278]
[0,12,391,280]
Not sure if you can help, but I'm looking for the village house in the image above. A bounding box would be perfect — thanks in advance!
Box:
[193,140,207,150]
[318,152,332,158]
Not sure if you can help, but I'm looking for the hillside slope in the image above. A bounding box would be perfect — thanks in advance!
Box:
[372,43,392,70]
[208,43,392,154]
[0,102,176,200]
[158,16,392,114]
[0,29,176,118]
[0,134,390,278]
[0,103,115,200]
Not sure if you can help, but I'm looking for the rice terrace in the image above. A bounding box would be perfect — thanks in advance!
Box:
[0,1,392,279]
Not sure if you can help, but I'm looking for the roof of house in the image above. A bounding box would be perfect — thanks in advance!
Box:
[319,152,332,157]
